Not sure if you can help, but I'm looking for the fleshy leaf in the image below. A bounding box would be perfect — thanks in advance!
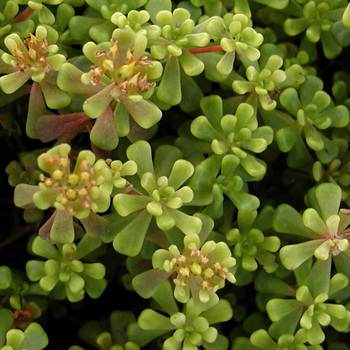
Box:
[132,269,171,299]
[90,107,119,150]
[157,56,181,105]
[280,240,323,270]
[113,210,152,256]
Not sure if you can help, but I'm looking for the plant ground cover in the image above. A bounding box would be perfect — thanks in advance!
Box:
[1,1,350,350]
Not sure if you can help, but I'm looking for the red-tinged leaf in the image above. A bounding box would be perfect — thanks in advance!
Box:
[90,106,119,150]
[132,269,171,299]
[27,82,51,139]
[36,112,90,142]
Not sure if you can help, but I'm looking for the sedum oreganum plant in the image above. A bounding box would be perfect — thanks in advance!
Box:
[1,0,350,349]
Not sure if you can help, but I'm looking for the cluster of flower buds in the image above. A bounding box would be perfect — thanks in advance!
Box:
[153,234,236,303]
[33,144,113,220]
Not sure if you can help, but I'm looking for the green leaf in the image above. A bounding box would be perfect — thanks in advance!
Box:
[314,183,342,221]
[284,18,310,36]
[127,140,155,177]
[273,204,315,238]
[39,78,71,110]
[83,84,114,119]
[0,308,14,346]
[138,309,173,330]
[302,208,328,236]
[201,299,233,324]
[50,210,75,244]
[266,298,301,322]
[304,127,324,151]
[280,240,322,270]
[343,3,350,28]
[0,266,11,289]
[268,306,304,340]
[20,323,48,350]
[168,160,194,190]
[178,49,204,76]
[303,258,331,296]
[240,154,266,178]
[26,260,46,282]
[154,145,183,178]
[113,210,152,256]
[0,69,32,94]
[168,209,202,235]
[113,194,149,216]
[280,87,301,116]
[146,0,172,24]
[275,124,300,152]
[57,63,102,96]
[14,184,39,208]
[118,95,162,129]
[179,72,203,113]
[321,30,342,60]
[157,56,182,106]
[250,329,278,350]
[31,235,60,260]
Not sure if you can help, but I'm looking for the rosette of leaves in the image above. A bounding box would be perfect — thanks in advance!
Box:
[0,321,48,350]
[69,310,140,350]
[16,0,66,25]
[206,13,264,75]
[189,153,261,218]
[0,25,70,110]
[232,328,323,350]
[225,206,280,285]
[273,183,350,271]
[260,42,316,77]
[6,151,43,223]
[265,258,350,345]
[274,76,349,164]
[111,9,161,39]
[188,95,273,179]
[132,229,236,305]
[5,151,42,187]
[283,0,350,59]
[332,71,350,110]
[26,234,107,302]
[14,143,113,244]
[110,158,138,190]
[0,1,34,38]
[312,148,350,207]
[0,266,46,334]
[148,7,210,106]
[109,140,203,256]
[232,54,287,111]
[68,0,146,44]
[131,292,232,350]
[58,29,163,149]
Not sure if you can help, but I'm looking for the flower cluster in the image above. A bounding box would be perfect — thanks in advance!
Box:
[154,234,236,303]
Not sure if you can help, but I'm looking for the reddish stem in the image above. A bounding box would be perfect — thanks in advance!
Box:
[13,8,35,23]
[0,223,37,250]
[187,45,223,54]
